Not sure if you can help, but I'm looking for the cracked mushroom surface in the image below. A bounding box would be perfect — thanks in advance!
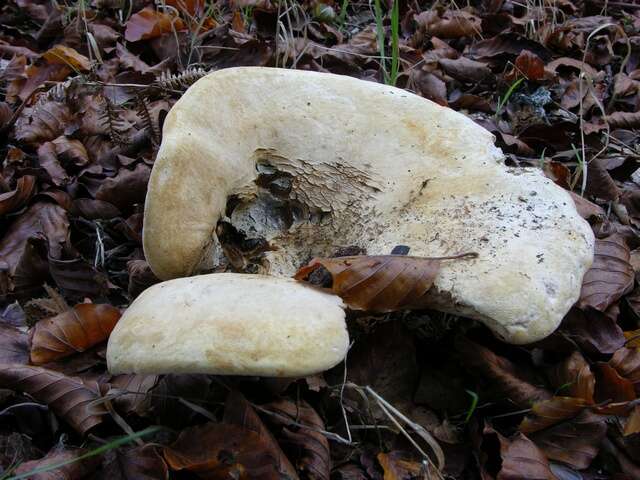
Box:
[143,67,595,344]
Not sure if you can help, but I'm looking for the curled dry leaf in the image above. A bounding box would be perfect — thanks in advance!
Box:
[13,445,102,480]
[519,396,589,433]
[594,363,636,404]
[546,351,594,403]
[14,102,73,145]
[456,337,551,408]
[223,391,298,480]
[163,422,299,480]
[261,399,331,480]
[528,410,606,470]
[0,324,29,364]
[481,425,557,480]
[295,255,443,312]
[29,303,121,365]
[124,7,186,42]
[514,50,545,81]
[609,347,640,395]
[558,307,625,355]
[42,44,91,71]
[0,364,106,434]
[377,451,434,479]
[415,10,482,39]
[0,175,36,216]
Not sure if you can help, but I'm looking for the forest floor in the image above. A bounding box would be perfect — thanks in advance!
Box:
[1,0,640,479]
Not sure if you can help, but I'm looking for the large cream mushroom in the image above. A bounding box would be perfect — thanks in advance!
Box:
[142,67,594,344]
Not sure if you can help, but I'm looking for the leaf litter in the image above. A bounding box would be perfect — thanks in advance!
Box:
[1,0,640,478]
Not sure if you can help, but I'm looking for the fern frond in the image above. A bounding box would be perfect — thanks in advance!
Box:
[100,96,128,147]
[155,67,208,92]
[136,94,160,145]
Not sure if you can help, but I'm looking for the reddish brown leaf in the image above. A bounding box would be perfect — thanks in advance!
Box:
[377,452,434,479]
[0,176,36,216]
[519,397,589,433]
[594,363,636,404]
[0,365,106,434]
[609,347,640,395]
[295,255,442,312]
[0,324,29,364]
[163,422,299,480]
[582,157,621,202]
[124,8,186,42]
[13,445,102,480]
[261,399,331,480]
[223,391,298,479]
[558,307,625,355]
[95,164,151,210]
[29,304,121,365]
[52,136,90,167]
[624,405,640,436]
[607,111,640,129]
[481,426,557,480]
[415,10,482,39]
[438,57,491,83]
[98,445,168,480]
[14,102,73,145]
[528,410,606,470]
[42,44,91,71]
[37,142,70,186]
[515,50,545,80]
[546,351,594,403]
[456,338,551,408]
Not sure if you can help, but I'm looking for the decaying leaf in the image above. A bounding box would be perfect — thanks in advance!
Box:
[0,324,29,364]
[558,307,625,355]
[295,255,443,312]
[104,374,159,416]
[0,176,36,216]
[579,234,634,311]
[415,10,482,39]
[546,351,594,403]
[0,365,106,434]
[519,397,589,433]
[124,8,186,42]
[377,451,433,479]
[514,50,545,81]
[609,347,640,395]
[14,102,73,145]
[99,445,168,480]
[12,445,102,480]
[42,44,91,71]
[29,303,121,365]
[594,363,636,404]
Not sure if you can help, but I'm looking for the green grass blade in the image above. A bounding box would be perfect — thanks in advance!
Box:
[389,0,399,86]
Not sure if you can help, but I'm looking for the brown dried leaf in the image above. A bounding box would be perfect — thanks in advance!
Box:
[42,44,91,71]
[607,111,640,129]
[456,337,551,408]
[163,422,298,480]
[95,164,151,210]
[519,396,589,433]
[124,7,186,42]
[0,365,105,434]
[377,452,433,479]
[515,50,545,80]
[578,234,634,311]
[14,102,72,145]
[624,405,640,436]
[48,256,109,297]
[98,445,168,480]
[558,307,625,355]
[52,136,90,167]
[127,260,160,298]
[223,391,298,479]
[609,347,640,395]
[547,351,594,403]
[104,374,159,416]
[261,399,330,480]
[295,255,441,312]
[415,10,481,39]
[13,445,102,480]
[0,324,29,364]
[528,410,606,470]
[29,304,121,365]
[439,57,491,83]
[594,363,636,404]
[0,175,36,216]
[37,142,70,186]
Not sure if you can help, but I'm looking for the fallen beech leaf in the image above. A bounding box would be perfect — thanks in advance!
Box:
[127,260,160,298]
[624,329,640,349]
[37,142,70,186]
[0,365,106,434]
[559,307,625,355]
[13,445,102,480]
[124,7,186,42]
[594,363,636,404]
[609,347,640,395]
[14,102,73,145]
[261,399,331,480]
[48,256,109,297]
[468,33,551,62]
[163,423,298,479]
[166,0,204,15]
[607,111,640,129]
[456,337,551,408]
[515,50,545,80]
[546,351,594,403]
[439,57,491,83]
[52,136,90,167]
[519,397,589,433]
[42,44,91,71]
[95,164,151,210]
[99,445,168,480]
[528,410,606,470]
[72,198,122,220]
[481,426,557,480]
[0,176,36,217]
[0,324,29,364]
[103,374,159,416]
[223,391,298,479]
[29,304,121,365]
[295,255,444,312]
[582,157,620,202]
[151,374,215,429]
[415,10,481,38]
[377,451,433,479]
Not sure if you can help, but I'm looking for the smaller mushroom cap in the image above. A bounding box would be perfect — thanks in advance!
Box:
[107,273,349,377]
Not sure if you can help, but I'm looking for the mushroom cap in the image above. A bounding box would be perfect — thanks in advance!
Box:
[143,67,594,344]
[107,273,349,376]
